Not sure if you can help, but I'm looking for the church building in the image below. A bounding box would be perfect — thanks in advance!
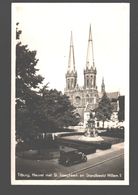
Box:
[64,25,120,127]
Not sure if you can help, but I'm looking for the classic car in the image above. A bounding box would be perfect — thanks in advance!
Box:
[59,146,87,166]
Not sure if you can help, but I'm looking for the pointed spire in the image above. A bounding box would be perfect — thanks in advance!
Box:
[86,24,95,69]
[101,77,105,93]
[102,77,104,84]
[70,31,73,46]
[88,24,92,41]
[68,31,75,73]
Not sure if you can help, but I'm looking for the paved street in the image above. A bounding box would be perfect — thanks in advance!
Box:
[16,142,124,180]
[58,154,124,180]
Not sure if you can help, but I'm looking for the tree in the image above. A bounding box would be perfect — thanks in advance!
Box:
[16,23,44,140]
[16,24,44,109]
[16,24,79,140]
[95,92,113,128]
[29,88,80,133]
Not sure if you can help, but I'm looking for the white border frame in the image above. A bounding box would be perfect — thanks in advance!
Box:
[11,2,130,185]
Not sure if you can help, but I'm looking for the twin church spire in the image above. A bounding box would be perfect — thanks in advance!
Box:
[66,25,97,91]
[67,25,95,73]
[67,31,76,73]
[86,24,95,70]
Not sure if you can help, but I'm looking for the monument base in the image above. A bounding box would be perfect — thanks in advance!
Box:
[78,135,104,142]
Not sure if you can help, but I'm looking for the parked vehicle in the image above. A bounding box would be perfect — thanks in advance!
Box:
[59,146,87,166]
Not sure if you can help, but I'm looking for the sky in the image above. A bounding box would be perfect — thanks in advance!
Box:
[12,3,129,95]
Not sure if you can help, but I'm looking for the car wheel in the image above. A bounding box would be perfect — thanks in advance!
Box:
[82,156,87,162]
[58,159,61,164]
[65,159,71,166]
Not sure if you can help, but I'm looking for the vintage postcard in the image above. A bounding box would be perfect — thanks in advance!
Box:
[11,3,129,185]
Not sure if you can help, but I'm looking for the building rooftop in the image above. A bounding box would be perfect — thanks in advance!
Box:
[98,91,120,99]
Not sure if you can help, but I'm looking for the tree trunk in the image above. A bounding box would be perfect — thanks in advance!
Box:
[103,120,105,129]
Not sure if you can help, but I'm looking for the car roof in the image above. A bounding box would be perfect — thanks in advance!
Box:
[60,146,78,152]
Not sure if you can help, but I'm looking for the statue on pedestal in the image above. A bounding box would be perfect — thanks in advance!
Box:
[84,111,98,137]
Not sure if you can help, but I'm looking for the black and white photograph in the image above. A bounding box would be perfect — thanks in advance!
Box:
[11,3,129,185]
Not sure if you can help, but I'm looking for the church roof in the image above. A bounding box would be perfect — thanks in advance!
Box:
[107,92,120,99]
[98,92,119,100]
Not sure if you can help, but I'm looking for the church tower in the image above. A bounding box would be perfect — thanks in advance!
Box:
[64,25,120,124]
[84,25,97,89]
[101,77,105,93]
[66,32,77,90]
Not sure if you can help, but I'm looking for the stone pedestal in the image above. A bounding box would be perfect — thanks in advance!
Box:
[83,111,104,141]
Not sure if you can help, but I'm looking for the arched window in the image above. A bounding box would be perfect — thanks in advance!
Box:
[67,79,70,89]
[75,113,81,119]
[94,97,96,104]
[91,97,94,104]
[91,75,93,87]
[75,96,81,104]
[94,75,96,87]
[89,98,92,103]
[86,76,89,88]
[86,94,89,102]
[71,78,73,89]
